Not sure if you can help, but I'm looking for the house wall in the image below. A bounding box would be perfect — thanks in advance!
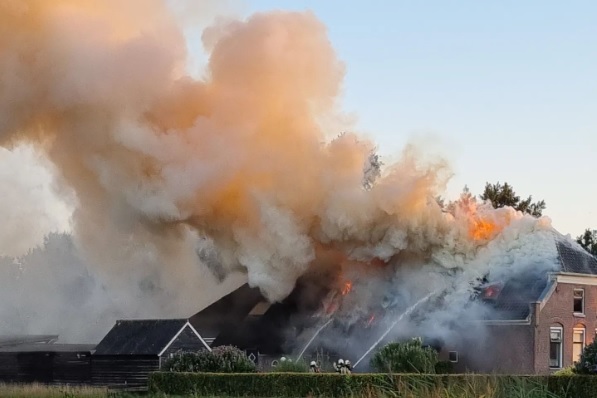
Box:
[91,356,159,390]
[0,353,19,382]
[534,281,597,373]
[160,325,206,363]
[443,323,535,374]
[0,351,91,384]
[52,352,92,385]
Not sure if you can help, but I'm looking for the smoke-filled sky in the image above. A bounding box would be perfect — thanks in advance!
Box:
[0,0,594,342]
[3,0,595,247]
[237,0,597,238]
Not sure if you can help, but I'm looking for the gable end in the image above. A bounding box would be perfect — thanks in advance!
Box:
[158,322,211,358]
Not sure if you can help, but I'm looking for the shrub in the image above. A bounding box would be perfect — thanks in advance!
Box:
[548,375,597,398]
[434,360,454,374]
[574,339,597,374]
[272,359,309,373]
[211,345,257,373]
[163,345,256,373]
[370,338,438,373]
[553,366,575,376]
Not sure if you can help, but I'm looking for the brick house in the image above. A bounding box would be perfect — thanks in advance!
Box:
[443,238,597,374]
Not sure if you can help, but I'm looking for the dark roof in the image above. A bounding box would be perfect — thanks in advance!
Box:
[478,236,597,321]
[557,239,597,275]
[190,284,264,337]
[480,271,551,320]
[0,344,95,353]
[94,319,189,355]
[211,277,336,355]
[0,335,59,347]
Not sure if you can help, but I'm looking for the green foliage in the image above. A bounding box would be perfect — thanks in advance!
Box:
[576,229,597,256]
[370,338,439,374]
[548,375,597,398]
[163,345,255,373]
[434,360,454,374]
[210,345,257,373]
[480,182,546,217]
[553,366,575,376]
[574,339,597,374]
[272,359,309,373]
[149,372,597,398]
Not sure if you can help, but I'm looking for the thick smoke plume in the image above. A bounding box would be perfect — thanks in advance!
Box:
[0,1,559,342]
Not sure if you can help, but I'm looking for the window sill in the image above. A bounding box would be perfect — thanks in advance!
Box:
[573,313,586,318]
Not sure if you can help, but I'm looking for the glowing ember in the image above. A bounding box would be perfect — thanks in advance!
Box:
[324,301,339,315]
[469,218,497,240]
[366,314,376,327]
[481,284,502,300]
[341,281,353,296]
[370,258,388,267]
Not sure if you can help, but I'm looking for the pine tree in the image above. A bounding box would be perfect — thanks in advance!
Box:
[480,182,546,217]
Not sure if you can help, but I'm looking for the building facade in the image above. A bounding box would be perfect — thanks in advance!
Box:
[444,274,597,374]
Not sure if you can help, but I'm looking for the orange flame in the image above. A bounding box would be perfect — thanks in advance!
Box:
[324,301,339,315]
[469,218,497,241]
[341,281,352,296]
[366,314,375,327]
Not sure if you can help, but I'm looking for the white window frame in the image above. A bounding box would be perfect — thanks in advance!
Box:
[549,326,563,369]
[573,327,586,364]
[573,289,585,315]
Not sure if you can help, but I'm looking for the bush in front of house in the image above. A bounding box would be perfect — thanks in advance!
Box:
[574,340,597,374]
[211,345,256,373]
[553,366,575,376]
[370,338,439,373]
[434,360,454,374]
[163,345,256,373]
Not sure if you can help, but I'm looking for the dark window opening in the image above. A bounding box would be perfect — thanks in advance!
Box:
[549,328,562,369]
[574,289,584,314]
[448,351,458,363]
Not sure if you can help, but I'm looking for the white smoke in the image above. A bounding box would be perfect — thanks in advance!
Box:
[0,1,567,349]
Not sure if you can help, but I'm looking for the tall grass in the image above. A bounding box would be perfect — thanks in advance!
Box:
[0,377,570,397]
[0,383,110,397]
[354,375,562,398]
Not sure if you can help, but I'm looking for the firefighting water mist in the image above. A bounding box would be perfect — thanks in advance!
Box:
[0,0,568,343]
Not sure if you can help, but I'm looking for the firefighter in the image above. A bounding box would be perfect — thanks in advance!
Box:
[344,359,352,374]
[333,358,344,373]
[309,360,317,373]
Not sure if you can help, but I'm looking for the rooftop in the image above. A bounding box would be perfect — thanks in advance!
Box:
[94,319,188,356]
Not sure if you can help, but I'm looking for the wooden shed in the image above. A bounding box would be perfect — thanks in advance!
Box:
[0,343,94,384]
[91,319,209,390]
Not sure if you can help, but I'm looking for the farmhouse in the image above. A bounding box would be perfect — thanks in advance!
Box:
[91,319,209,389]
[442,239,597,374]
[2,237,596,386]
[188,236,597,375]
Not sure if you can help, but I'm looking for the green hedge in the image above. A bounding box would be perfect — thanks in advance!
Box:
[148,372,597,397]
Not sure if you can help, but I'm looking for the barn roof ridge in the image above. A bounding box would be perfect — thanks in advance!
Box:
[94,318,196,356]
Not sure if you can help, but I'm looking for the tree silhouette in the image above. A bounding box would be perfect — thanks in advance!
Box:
[576,229,597,256]
[480,182,546,217]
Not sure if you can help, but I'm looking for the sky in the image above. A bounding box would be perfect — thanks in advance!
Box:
[0,0,594,254]
[222,0,597,237]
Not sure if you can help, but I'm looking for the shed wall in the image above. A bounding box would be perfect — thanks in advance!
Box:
[91,356,159,390]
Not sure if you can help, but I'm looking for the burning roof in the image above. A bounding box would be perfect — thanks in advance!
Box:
[194,231,596,364]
